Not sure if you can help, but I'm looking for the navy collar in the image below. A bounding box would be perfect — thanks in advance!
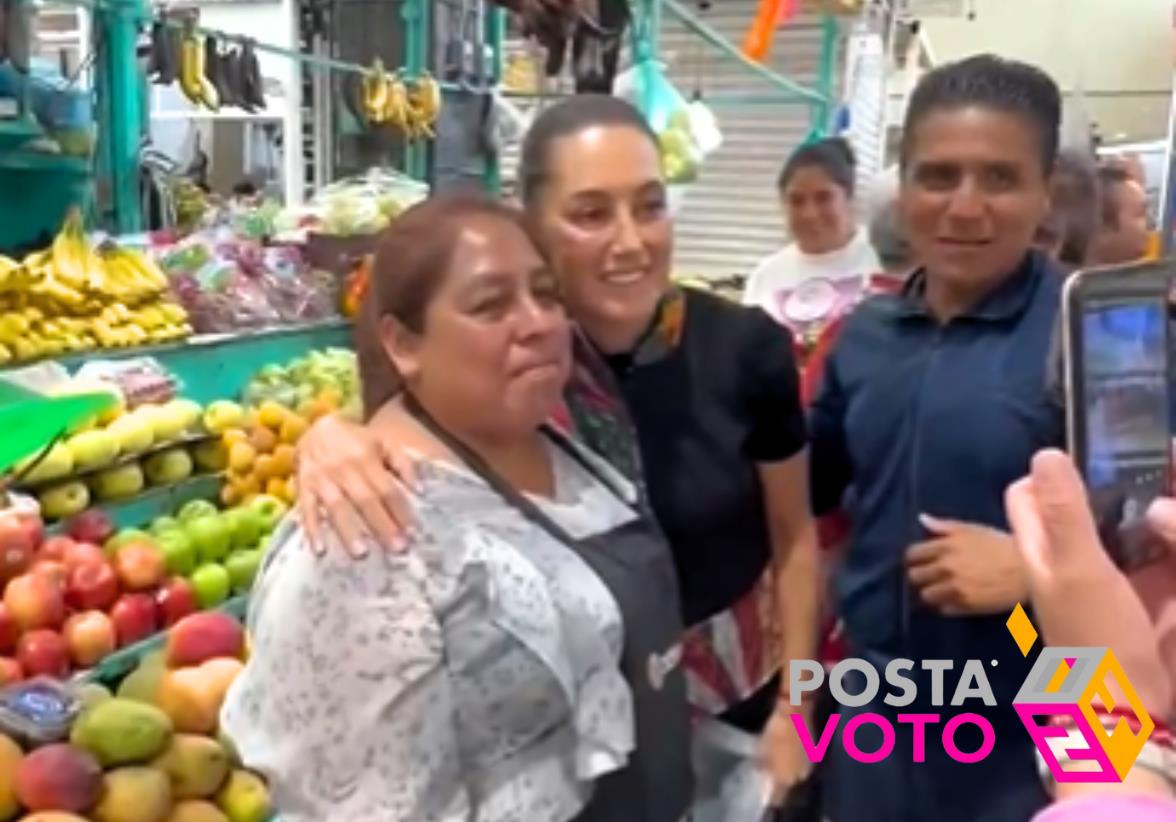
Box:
[897,251,1049,323]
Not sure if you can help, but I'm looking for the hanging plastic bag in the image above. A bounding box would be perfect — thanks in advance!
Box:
[614,59,723,211]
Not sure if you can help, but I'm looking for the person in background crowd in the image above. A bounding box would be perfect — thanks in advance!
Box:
[221,193,692,821]
[742,138,880,333]
[809,55,1067,821]
[1032,148,1099,271]
[868,200,916,280]
[1007,450,1175,821]
[1089,161,1151,265]
[293,94,823,809]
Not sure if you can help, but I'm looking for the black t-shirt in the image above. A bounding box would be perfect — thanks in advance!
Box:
[605,288,808,626]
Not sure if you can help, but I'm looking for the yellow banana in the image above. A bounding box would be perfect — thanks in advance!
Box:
[362,60,390,123]
[179,34,203,104]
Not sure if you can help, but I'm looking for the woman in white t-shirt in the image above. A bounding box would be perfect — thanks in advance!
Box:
[742,138,879,346]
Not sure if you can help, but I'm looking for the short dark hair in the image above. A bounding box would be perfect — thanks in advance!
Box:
[777,137,856,196]
[1097,162,1133,229]
[518,94,658,206]
[356,192,544,416]
[901,54,1062,174]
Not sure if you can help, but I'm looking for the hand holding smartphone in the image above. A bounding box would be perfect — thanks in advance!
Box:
[1062,261,1174,571]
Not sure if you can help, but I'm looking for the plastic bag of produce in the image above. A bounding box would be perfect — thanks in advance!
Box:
[293,168,430,237]
[158,234,283,333]
[255,245,339,324]
[613,60,723,215]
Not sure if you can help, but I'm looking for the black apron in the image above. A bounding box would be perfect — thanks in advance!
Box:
[405,396,693,821]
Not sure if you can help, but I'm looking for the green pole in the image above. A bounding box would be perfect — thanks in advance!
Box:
[483,5,505,194]
[808,14,839,142]
[101,0,144,233]
[401,0,429,183]
[631,0,659,121]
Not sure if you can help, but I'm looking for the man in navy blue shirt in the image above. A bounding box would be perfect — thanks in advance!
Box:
[810,56,1066,821]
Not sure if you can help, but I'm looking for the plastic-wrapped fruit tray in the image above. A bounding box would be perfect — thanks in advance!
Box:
[74,594,248,688]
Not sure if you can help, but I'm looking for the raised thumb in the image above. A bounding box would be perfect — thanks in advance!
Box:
[1028,449,1105,567]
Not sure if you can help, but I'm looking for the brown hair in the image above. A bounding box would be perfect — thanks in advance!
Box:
[1097,161,1133,230]
[356,191,546,418]
[1034,149,1100,267]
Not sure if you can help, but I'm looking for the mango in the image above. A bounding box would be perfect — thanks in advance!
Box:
[214,771,269,822]
[152,735,230,800]
[17,814,89,822]
[70,698,173,766]
[14,744,102,813]
[91,767,172,822]
[118,653,168,704]
[165,614,244,668]
[158,659,243,735]
[0,735,22,821]
[167,800,229,822]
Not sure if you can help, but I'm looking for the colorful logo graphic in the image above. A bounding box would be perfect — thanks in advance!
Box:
[1007,603,1153,783]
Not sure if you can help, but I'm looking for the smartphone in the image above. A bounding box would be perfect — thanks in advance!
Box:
[1062,261,1174,571]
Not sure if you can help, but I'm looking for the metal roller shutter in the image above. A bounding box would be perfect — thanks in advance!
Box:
[659,4,838,280]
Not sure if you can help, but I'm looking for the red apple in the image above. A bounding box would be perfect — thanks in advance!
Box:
[110,593,158,647]
[63,508,114,547]
[4,573,65,632]
[65,562,120,612]
[0,514,37,584]
[63,611,116,668]
[36,535,75,563]
[155,578,198,627]
[62,541,105,571]
[113,543,166,591]
[17,630,69,678]
[0,604,19,656]
[31,560,68,593]
[0,657,23,684]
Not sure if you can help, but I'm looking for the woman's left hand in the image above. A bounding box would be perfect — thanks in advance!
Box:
[760,706,813,805]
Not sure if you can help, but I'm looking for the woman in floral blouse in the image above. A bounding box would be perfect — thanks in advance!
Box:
[295,95,822,806]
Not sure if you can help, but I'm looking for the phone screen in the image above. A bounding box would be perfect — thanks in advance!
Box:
[1079,298,1171,569]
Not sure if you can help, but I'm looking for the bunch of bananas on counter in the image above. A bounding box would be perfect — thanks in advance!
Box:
[0,209,192,365]
[359,60,442,139]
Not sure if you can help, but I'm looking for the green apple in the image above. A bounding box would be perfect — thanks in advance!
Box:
[17,442,75,484]
[224,507,264,551]
[157,528,197,576]
[143,446,194,486]
[105,413,154,455]
[65,429,119,471]
[104,528,156,558]
[246,494,289,534]
[91,462,146,501]
[38,480,91,520]
[177,499,218,524]
[190,563,231,608]
[150,515,181,536]
[184,515,232,564]
[191,440,227,472]
[225,549,263,593]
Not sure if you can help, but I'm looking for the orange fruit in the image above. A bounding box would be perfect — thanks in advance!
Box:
[248,424,277,455]
[265,478,287,499]
[272,444,296,477]
[257,400,288,431]
[279,414,309,445]
[232,473,261,498]
[228,441,256,473]
[283,475,297,504]
[221,483,241,507]
[222,428,248,447]
[254,454,277,481]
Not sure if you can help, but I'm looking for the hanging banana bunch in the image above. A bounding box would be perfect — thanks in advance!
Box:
[403,73,442,141]
[179,27,220,111]
[360,59,393,125]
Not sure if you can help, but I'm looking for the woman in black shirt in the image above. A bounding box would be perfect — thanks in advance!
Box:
[295,96,821,801]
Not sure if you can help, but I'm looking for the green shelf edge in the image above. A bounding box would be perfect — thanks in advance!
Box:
[76,594,249,687]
